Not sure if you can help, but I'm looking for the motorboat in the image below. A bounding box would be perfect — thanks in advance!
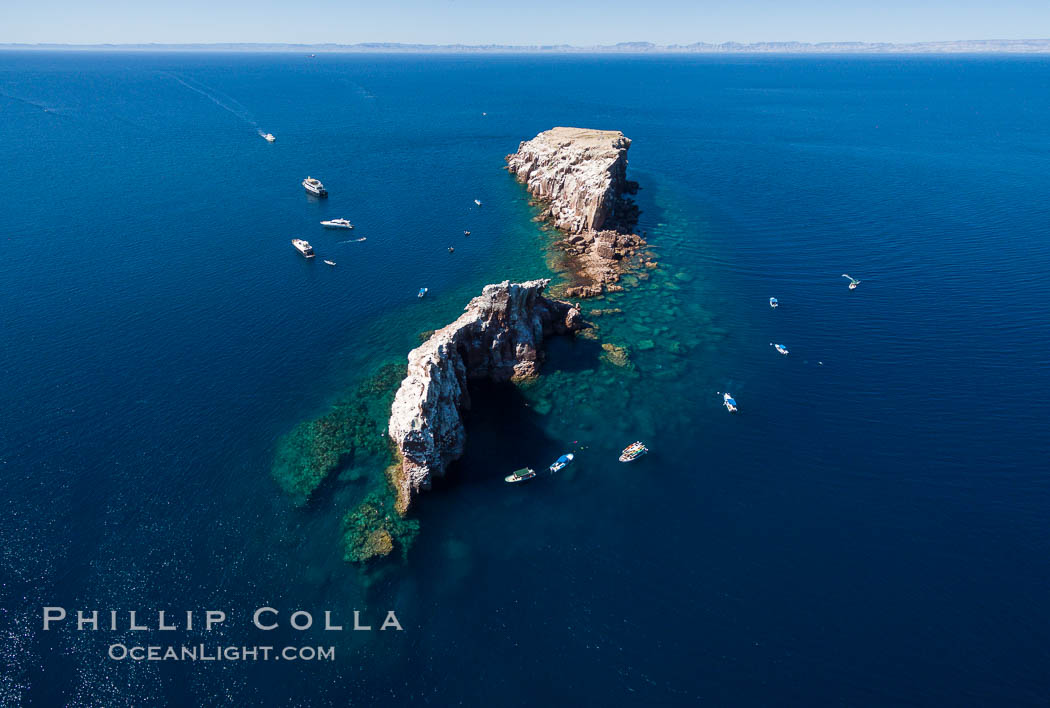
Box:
[474,199,482,206]
[769,297,778,308]
[505,467,537,484]
[723,393,738,413]
[549,453,574,473]
[842,274,861,290]
[448,247,454,253]
[463,230,470,236]
[618,442,648,463]
[303,176,328,198]
[292,239,315,258]
[323,260,336,266]
[418,287,428,299]
[772,343,789,356]
[321,218,353,229]
[263,133,276,142]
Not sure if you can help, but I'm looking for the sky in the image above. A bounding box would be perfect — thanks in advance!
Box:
[1,0,1048,45]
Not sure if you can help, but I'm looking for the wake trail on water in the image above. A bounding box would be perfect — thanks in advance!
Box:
[339,238,368,243]
[167,73,258,129]
[0,89,66,116]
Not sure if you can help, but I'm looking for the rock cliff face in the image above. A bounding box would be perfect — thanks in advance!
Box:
[387,280,584,511]
[506,127,632,233]
[506,127,653,296]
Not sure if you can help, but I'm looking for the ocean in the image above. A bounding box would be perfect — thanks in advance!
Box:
[1,51,1049,705]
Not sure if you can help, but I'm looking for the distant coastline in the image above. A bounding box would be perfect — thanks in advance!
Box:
[3,39,1050,54]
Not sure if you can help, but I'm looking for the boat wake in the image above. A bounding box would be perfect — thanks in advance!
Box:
[168,73,258,129]
[338,238,367,243]
[0,89,64,116]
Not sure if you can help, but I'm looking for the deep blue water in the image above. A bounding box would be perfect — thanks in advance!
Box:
[2,52,1049,706]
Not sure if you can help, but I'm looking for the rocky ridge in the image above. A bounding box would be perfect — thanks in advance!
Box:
[506,127,654,296]
[387,280,584,511]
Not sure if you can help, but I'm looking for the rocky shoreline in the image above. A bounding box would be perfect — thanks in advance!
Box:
[387,279,584,512]
[506,127,655,297]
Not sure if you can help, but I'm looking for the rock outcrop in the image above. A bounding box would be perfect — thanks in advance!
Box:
[506,127,653,295]
[387,280,584,511]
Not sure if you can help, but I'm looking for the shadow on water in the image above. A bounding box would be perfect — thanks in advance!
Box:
[432,379,560,494]
[541,330,603,373]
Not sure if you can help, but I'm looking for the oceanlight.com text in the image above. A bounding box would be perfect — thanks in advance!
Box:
[107,644,336,662]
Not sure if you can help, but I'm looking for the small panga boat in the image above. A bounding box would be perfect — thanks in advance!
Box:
[324,260,336,266]
[474,199,482,206]
[505,467,536,483]
[549,453,574,473]
[619,442,648,462]
[772,343,789,356]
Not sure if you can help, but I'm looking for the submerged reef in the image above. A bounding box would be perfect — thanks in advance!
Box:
[506,127,654,296]
[342,485,420,563]
[271,363,405,505]
[387,279,585,511]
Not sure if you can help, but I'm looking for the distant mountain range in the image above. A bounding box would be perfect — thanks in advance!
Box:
[3,40,1050,54]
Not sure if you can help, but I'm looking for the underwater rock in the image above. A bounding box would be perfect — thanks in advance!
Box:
[506,127,648,296]
[343,486,420,563]
[530,397,553,415]
[601,342,632,368]
[272,363,405,505]
[387,279,586,511]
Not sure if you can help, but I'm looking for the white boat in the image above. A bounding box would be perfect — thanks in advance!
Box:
[549,453,574,473]
[320,218,353,229]
[303,176,328,198]
[842,274,861,290]
[723,393,738,413]
[505,467,536,484]
[292,239,315,258]
[324,260,336,266]
[474,199,482,206]
[418,287,428,298]
[263,133,275,142]
[619,442,648,463]
[769,297,778,308]
[772,343,789,356]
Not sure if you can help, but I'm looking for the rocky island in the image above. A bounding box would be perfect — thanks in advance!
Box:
[506,127,652,297]
[277,129,655,566]
[387,279,584,511]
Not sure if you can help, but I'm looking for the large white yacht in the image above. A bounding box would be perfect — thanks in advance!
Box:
[320,218,353,229]
[292,239,315,258]
[302,177,328,198]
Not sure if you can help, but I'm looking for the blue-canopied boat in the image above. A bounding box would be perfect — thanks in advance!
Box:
[772,343,789,355]
[723,393,738,413]
[418,287,428,298]
[549,453,574,473]
[769,297,778,308]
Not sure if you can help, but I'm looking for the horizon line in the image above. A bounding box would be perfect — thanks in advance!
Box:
[3,39,1050,54]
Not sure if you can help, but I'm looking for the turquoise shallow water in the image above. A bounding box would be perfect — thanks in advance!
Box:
[2,52,1050,705]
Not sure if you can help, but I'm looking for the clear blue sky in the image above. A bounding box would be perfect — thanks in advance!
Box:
[2,0,1047,45]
